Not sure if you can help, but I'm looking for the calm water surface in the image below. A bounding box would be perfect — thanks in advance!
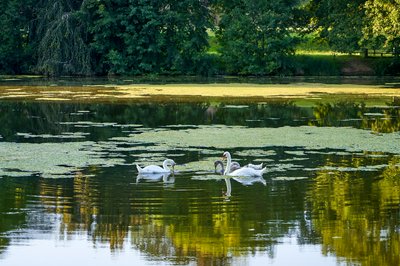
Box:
[1,96,400,265]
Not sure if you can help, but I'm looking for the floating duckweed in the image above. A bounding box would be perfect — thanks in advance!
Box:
[130,125,400,154]
[16,132,88,139]
[235,149,277,157]
[272,176,309,181]
[0,142,125,178]
[284,150,306,156]
[319,164,388,172]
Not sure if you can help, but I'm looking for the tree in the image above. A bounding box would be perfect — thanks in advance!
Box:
[33,0,92,76]
[161,0,215,75]
[0,0,34,74]
[364,0,400,54]
[305,0,366,53]
[216,0,299,75]
[86,0,213,75]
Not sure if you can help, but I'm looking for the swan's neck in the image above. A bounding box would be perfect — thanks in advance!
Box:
[224,154,231,175]
[163,161,171,172]
[214,161,224,174]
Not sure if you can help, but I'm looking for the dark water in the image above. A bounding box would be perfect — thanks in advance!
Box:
[0,100,400,266]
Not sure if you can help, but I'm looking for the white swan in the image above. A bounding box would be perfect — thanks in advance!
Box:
[136,159,176,174]
[222,151,267,177]
[215,160,262,174]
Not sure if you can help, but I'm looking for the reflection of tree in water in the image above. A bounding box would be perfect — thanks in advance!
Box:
[0,102,80,141]
[1,99,399,141]
[311,101,366,127]
[311,100,400,133]
[34,172,300,264]
[307,154,400,266]
[0,100,311,141]
[369,101,400,133]
[215,101,310,127]
[0,177,38,253]
[0,168,299,262]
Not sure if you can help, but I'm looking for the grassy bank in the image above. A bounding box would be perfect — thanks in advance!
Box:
[288,54,398,76]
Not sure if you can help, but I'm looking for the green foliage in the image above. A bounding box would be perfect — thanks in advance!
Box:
[289,54,395,76]
[216,0,299,75]
[365,0,400,49]
[34,0,92,76]
[305,0,366,53]
[294,32,331,53]
[0,0,399,76]
[289,54,342,75]
[0,0,34,74]
[86,0,213,75]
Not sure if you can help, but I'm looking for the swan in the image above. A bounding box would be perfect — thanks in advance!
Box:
[222,151,267,177]
[215,160,262,174]
[136,159,176,174]
[214,160,240,174]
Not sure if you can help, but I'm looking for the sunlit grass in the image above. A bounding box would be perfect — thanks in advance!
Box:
[295,50,348,56]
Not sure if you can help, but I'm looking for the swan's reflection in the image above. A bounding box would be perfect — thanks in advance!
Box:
[231,176,266,186]
[221,175,266,200]
[136,172,175,184]
[223,178,232,199]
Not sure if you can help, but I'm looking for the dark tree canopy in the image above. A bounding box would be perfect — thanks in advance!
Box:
[0,0,399,76]
[86,0,213,75]
[0,0,35,73]
[34,0,92,76]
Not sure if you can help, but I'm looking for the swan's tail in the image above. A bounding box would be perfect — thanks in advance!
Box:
[136,164,142,173]
[260,167,267,175]
[247,163,263,170]
[256,163,264,170]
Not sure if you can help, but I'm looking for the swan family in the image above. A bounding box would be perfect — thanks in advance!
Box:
[222,151,267,176]
[136,151,266,177]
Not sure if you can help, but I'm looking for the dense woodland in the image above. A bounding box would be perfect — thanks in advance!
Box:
[0,0,399,76]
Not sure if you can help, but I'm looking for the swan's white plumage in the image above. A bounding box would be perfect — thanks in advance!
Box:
[136,159,175,174]
[246,163,263,170]
[227,166,266,177]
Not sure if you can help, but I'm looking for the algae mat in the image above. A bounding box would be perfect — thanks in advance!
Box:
[1,125,399,178]
[1,83,400,102]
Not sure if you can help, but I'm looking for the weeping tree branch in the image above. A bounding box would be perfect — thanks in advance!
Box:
[35,0,92,76]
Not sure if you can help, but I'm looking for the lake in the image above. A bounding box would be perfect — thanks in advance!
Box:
[0,77,400,266]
